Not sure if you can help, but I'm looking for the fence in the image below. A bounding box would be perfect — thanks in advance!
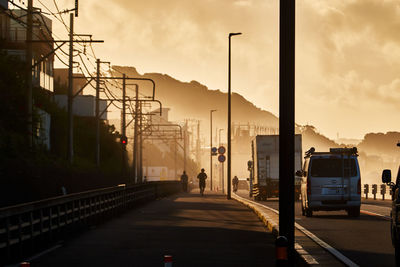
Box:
[0,181,181,265]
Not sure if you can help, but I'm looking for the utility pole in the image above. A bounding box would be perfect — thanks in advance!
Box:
[196,121,201,167]
[26,0,33,148]
[132,84,139,183]
[174,139,177,179]
[122,74,127,176]
[139,101,143,182]
[95,59,100,167]
[67,13,74,163]
[279,0,296,264]
[210,109,216,191]
[183,121,187,172]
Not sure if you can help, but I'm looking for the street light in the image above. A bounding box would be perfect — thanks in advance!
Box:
[227,32,242,200]
[210,109,217,191]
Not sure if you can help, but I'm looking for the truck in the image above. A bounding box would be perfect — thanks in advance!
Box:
[250,134,302,200]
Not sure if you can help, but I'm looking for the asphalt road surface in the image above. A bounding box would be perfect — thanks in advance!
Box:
[32,191,276,267]
[237,190,395,266]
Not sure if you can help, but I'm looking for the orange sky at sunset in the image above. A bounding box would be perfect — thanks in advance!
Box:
[34,0,400,140]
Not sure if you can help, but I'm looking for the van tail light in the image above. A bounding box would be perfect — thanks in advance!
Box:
[307,179,311,195]
[357,179,361,194]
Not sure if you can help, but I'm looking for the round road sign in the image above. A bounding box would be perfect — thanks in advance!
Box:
[211,147,217,153]
[218,154,226,163]
[218,146,226,154]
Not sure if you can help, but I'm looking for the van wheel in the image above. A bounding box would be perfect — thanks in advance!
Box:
[347,208,360,217]
[305,209,313,217]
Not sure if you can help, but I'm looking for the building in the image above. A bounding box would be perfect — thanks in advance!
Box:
[0,7,54,92]
[54,95,108,120]
[1,4,55,149]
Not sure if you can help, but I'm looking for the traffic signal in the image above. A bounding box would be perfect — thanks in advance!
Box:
[120,135,127,145]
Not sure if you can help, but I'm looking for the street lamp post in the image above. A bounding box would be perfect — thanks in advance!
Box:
[210,109,217,191]
[227,32,242,200]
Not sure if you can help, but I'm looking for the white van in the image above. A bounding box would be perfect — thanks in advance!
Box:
[299,147,361,217]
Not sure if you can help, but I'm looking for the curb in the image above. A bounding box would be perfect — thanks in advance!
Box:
[232,194,310,266]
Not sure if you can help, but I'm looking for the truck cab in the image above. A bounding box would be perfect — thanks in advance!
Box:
[300,147,361,217]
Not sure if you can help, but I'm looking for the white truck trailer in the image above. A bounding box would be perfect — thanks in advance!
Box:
[250,134,302,200]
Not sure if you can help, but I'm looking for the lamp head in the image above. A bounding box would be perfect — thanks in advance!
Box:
[229,32,242,37]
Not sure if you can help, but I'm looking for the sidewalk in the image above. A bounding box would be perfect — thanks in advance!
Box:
[33,190,276,267]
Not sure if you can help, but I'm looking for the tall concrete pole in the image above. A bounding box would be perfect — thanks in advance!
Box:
[26,0,33,148]
[95,59,100,167]
[279,0,296,264]
[67,13,74,163]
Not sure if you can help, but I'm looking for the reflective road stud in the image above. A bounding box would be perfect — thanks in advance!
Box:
[164,255,173,267]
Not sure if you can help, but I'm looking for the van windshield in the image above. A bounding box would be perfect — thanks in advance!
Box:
[310,158,357,177]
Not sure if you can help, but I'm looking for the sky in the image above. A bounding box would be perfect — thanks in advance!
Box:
[30,0,400,140]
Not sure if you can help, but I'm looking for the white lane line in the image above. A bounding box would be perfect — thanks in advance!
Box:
[5,244,63,267]
[360,210,391,220]
[233,194,358,267]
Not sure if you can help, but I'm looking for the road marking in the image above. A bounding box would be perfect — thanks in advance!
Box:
[233,194,359,267]
[360,209,391,220]
[5,244,63,267]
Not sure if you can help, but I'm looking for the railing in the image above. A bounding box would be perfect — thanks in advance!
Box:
[0,181,181,265]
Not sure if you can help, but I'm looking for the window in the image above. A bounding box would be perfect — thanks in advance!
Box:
[266,156,270,178]
[310,158,357,177]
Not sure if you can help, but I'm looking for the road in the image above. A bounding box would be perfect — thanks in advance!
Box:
[237,190,395,266]
[32,191,276,267]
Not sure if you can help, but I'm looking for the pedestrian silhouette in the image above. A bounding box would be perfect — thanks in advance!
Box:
[197,168,207,196]
[233,176,239,193]
[181,171,188,192]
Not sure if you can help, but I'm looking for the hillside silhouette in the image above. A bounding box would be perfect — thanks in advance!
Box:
[112,66,279,129]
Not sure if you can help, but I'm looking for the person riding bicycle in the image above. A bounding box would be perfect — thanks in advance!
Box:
[197,168,207,196]
[232,176,239,192]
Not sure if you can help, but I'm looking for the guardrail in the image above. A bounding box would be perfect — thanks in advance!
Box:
[0,181,181,265]
[363,183,392,200]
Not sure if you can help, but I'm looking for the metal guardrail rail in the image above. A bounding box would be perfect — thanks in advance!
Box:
[0,181,181,264]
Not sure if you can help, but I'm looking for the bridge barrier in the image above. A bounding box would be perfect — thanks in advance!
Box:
[0,181,181,265]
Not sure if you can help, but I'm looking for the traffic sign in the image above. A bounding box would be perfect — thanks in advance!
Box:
[218,146,226,154]
[211,147,218,156]
[218,154,226,163]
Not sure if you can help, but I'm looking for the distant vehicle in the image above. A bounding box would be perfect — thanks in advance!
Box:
[250,135,302,201]
[382,141,400,264]
[299,147,361,217]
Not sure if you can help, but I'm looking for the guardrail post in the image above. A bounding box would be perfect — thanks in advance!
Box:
[363,184,369,199]
[380,184,386,200]
[372,184,377,200]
